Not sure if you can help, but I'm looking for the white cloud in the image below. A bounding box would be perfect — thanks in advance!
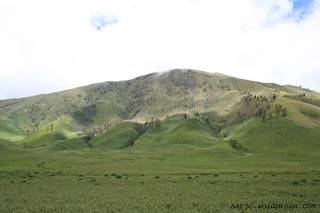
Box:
[0,0,320,99]
[91,13,118,31]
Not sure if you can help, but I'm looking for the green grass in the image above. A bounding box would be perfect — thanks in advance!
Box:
[93,101,124,125]
[19,128,66,146]
[0,148,319,212]
[0,118,25,141]
[48,137,90,151]
[54,115,79,138]
[90,123,139,150]
[300,109,320,120]
[230,117,320,157]
[1,133,320,212]
[274,98,320,128]
[0,138,20,150]
[135,117,219,148]
[18,115,80,146]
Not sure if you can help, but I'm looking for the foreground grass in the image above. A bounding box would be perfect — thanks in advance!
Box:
[1,169,319,213]
[1,147,320,212]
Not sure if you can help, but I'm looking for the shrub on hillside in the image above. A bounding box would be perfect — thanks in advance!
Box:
[228,140,245,150]
[155,119,161,127]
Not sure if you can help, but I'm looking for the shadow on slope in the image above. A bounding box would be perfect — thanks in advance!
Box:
[90,123,140,150]
[0,138,21,150]
[48,137,90,151]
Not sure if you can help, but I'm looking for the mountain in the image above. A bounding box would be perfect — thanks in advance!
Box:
[0,69,320,156]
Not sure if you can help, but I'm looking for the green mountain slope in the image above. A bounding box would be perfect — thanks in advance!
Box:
[48,137,90,151]
[0,138,20,150]
[90,123,139,150]
[135,117,219,148]
[228,98,320,157]
[0,69,279,138]
[0,117,25,141]
[0,69,319,155]
[230,117,320,157]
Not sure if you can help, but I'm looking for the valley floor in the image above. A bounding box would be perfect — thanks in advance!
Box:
[0,148,319,213]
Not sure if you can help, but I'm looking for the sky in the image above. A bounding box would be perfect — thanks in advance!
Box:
[0,0,320,99]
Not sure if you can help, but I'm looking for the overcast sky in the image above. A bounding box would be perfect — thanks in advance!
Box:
[0,0,320,99]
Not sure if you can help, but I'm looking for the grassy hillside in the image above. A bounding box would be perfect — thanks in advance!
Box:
[135,117,219,148]
[0,117,25,141]
[228,97,320,157]
[90,123,140,150]
[0,69,294,142]
[49,137,90,151]
[20,129,66,147]
[0,138,20,150]
[230,118,320,157]
[0,69,319,156]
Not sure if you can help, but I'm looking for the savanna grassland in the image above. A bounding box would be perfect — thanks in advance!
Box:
[1,70,320,212]
[1,147,320,213]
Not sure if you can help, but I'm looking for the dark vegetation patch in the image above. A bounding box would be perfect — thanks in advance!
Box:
[228,139,246,151]
[284,94,320,107]
[72,104,97,126]
[300,110,320,120]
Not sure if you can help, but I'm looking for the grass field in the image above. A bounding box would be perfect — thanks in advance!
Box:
[0,146,319,213]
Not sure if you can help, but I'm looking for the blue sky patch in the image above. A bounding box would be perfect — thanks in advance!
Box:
[290,0,314,21]
[91,14,118,31]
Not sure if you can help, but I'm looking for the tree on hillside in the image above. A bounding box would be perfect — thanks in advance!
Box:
[183,113,188,120]
[103,123,110,131]
[155,119,161,127]
[87,131,95,140]
[45,123,54,131]
[262,112,266,122]
[129,138,135,146]
[269,112,272,119]
[258,107,263,117]
[135,123,149,135]
[83,128,95,140]
[228,140,244,150]
[282,108,287,117]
